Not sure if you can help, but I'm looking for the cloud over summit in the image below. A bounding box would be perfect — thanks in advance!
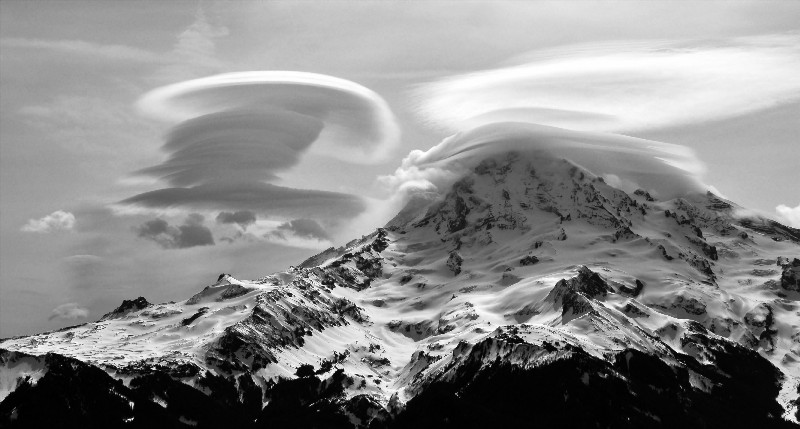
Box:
[382,122,708,203]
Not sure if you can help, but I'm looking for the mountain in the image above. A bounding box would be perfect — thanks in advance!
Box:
[2,150,799,428]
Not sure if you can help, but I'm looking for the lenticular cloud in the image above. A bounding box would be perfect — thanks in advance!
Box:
[383,122,708,201]
[417,34,800,133]
[138,71,399,162]
[122,72,398,221]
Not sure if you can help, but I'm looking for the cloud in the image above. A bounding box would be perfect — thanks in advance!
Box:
[416,34,800,133]
[134,214,214,249]
[0,37,163,63]
[133,108,324,187]
[776,203,800,228]
[216,210,257,229]
[152,6,229,82]
[19,95,157,156]
[136,71,399,162]
[21,210,76,233]
[49,303,89,321]
[121,182,365,219]
[276,219,330,241]
[381,122,707,202]
[122,71,396,225]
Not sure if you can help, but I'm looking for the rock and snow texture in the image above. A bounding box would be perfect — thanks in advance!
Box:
[2,151,800,428]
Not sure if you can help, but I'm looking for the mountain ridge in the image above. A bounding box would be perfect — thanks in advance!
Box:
[2,150,799,428]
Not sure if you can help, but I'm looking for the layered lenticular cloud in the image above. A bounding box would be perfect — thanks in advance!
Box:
[417,34,800,133]
[122,72,397,222]
[137,71,399,162]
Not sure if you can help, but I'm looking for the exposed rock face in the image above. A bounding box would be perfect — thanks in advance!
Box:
[543,266,610,321]
[2,152,799,428]
[100,297,150,320]
[780,258,800,291]
[446,251,464,275]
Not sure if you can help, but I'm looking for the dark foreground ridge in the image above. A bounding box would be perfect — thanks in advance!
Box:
[1,342,795,429]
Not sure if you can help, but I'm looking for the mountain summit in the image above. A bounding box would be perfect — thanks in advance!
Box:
[2,150,799,428]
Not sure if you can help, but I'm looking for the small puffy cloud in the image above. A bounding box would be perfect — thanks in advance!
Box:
[216,210,257,229]
[776,203,800,228]
[135,214,214,249]
[276,219,330,240]
[21,210,76,233]
[49,303,89,321]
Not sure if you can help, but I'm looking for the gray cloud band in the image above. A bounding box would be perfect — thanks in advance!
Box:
[122,182,366,218]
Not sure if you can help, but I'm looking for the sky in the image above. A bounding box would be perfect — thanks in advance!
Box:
[1,1,799,337]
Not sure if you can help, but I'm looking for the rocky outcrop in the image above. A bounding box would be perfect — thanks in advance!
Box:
[544,266,610,321]
[446,251,464,275]
[779,258,800,292]
[744,303,777,352]
[100,297,150,320]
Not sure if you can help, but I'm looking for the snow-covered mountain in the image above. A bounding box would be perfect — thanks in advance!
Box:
[2,147,799,428]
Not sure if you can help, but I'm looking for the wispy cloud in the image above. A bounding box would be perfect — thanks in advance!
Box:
[19,95,155,155]
[153,6,229,82]
[417,34,800,133]
[2,6,228,82]
[21,210,76,233]
[0,37,163,63]
[48,302,89,321]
